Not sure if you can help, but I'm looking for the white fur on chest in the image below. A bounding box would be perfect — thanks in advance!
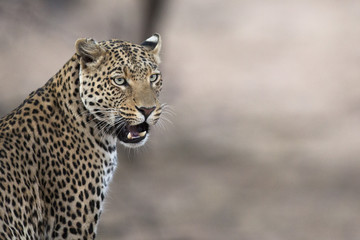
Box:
[99,137,118,194]
[103,149,118,192]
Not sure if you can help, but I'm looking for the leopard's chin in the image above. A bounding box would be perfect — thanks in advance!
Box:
[117,122,150,148]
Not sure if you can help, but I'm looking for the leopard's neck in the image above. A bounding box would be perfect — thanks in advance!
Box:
[46,54,116,147]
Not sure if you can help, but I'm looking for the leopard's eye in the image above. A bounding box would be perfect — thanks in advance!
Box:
[113,77,126,86]
[149,74,160,83]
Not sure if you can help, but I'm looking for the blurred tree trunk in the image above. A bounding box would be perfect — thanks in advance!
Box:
[142,0,166,39]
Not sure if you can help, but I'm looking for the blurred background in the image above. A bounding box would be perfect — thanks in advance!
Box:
[1,0,360,239]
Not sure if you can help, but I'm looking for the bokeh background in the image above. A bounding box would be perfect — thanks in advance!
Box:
[1,0,360,239]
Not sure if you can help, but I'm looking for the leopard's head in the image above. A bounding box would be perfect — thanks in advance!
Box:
[75,34,163,148]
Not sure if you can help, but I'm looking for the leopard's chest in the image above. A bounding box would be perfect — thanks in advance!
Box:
[101,145,118,192]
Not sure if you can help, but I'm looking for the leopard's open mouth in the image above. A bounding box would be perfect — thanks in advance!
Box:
[116,122,149,144]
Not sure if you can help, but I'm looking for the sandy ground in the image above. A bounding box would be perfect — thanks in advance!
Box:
[1,0,360,239]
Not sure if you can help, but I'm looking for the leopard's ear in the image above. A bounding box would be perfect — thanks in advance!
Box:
[75,38,105,67]
[141,33,161,64]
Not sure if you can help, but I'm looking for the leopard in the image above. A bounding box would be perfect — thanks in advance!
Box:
[0,33,163,239]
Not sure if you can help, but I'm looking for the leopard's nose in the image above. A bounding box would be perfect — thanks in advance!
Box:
[136,106,156,119]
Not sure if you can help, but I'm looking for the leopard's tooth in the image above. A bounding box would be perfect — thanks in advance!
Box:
[139,131,147,137]
[127,132,132,139]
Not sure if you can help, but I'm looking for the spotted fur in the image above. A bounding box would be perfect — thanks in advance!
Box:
[0,34,163,239]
